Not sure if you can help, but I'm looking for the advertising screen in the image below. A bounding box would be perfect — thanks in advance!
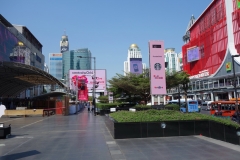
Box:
[69,70,106,91]
[149,40,166,95]
[0,22,30,65]
[187,47,200,62]
[130,58,143,74]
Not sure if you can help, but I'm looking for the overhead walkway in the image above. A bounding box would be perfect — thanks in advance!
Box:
[0,61,65,96]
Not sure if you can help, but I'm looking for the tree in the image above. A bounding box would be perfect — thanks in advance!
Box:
[166,71,190,112]
[97,95,108,103]
[108,72,150,104]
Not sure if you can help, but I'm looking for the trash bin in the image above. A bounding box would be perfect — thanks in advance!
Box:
[0,124,11,139]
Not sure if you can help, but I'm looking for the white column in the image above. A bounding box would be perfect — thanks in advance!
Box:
[211,92,214,101]
[228,92,232,100]
[151,95,154,105]
[158,96,160,105]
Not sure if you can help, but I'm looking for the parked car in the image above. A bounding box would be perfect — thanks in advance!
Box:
[201,101,213,110]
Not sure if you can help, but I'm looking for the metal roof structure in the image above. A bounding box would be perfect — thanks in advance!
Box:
[0,61,65,96]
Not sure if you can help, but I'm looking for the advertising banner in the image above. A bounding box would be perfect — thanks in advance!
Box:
[187,47,200,62]
[149,41,166,95]
[69,70,106,91]
[130,58,143,74]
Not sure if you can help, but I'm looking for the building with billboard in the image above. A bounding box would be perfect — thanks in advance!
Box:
[69,69,107,100]
[124,44,146,76]
[60,33,69,53]
[168,0,240,101]
[49,53,62,80]
[0,14,45,98]
[62,48,91,79]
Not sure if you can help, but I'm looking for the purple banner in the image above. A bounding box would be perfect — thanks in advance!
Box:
[149,41,166,95]
[130,58,143,74]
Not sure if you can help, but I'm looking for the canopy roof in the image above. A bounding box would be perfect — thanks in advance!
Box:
[0,61,65,96]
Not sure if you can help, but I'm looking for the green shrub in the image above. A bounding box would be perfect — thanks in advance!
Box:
[133,105,152,110]
[109,109,240,128]
[96,103,119,110]
[165,104,180,111]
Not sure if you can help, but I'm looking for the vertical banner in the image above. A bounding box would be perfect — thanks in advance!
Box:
[149,40,166,95]
[130,58,143,74]
[108,92,113,103]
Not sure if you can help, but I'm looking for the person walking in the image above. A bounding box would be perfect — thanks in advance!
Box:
[91,102,94,113]
[87,102,90,112]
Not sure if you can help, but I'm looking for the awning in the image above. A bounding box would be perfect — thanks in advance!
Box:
[0,61,65,96]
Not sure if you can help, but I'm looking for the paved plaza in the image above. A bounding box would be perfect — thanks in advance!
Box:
[0,108,240,160]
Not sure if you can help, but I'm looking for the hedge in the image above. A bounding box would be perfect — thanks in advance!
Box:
[109,109,240,129]
[96,103,119,110]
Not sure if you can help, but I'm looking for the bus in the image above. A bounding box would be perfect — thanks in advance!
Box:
[168,99,199,113]
[210,101,238,117]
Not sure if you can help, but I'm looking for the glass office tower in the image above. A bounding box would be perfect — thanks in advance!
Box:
[49,53,62,80]
[62,48,91,79]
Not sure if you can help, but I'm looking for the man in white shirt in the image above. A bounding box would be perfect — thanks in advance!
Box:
[0,102,6,118]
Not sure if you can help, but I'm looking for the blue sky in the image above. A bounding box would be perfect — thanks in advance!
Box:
[1,0,212,80]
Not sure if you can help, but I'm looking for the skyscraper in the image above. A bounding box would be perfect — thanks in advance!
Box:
[60,33,69,53]
[62,48,91,79]
[49,53,62,80]
[124,44,146,76]
[164,48,178,73]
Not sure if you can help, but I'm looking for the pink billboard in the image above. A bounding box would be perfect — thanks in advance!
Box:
[69,69,106,91]
[149,41,166,95]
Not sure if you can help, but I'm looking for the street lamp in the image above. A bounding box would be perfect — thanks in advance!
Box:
[231,55,240,110]
[77,56,96,115]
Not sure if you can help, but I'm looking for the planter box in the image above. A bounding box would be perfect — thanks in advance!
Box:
[104,116,240,145]
[99,109,110,115]
[0,126,11,139]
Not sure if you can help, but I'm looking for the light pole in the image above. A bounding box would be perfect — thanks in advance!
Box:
[78,56,96,115]
[232,55,240,110]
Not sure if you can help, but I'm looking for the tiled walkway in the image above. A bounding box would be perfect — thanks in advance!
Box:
[0,108,240,160]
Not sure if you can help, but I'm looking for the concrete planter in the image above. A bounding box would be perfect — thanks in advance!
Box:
[104,116,240,145]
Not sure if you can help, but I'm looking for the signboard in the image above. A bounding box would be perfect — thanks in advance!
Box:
[226,62,231,71]
[108,92,113,101]
[61,46,69,53]
[69,70,106,91]
[149,40,166,95]
[130,58,143,74]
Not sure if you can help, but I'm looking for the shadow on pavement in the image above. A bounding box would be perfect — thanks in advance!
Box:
[0,150,40,160]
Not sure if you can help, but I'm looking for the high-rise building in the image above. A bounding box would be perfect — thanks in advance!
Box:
[49,53,62,80]
[60,33,69,53]
[124,44,146,76]
[164,48,178,73]
[62,48,91,79]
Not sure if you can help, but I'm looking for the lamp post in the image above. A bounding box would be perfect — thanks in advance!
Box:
[78,56,96,115]
[231,55,240,110]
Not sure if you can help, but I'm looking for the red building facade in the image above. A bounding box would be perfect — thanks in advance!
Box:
[182,0,240,78]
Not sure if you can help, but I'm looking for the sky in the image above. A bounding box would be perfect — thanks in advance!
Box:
[1,0,212,81]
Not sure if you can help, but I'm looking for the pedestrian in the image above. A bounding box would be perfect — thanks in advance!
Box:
[91,103,94,113]
[87,102,90,112]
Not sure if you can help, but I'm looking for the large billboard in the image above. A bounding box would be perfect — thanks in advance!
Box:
[130,58,143,74]
[187,47,200,62]
[149,41,166,95]
[69,70,106,91]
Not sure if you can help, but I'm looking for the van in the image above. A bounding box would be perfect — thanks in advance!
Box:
[201,101,213,110]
